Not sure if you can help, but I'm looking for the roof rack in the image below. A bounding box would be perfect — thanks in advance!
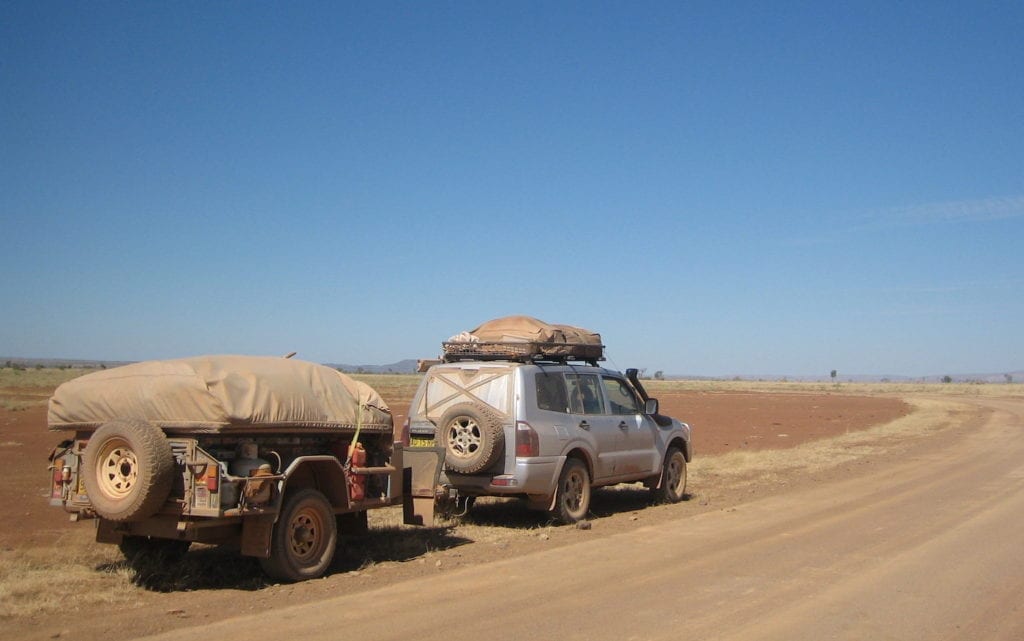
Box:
[441,341,605,366]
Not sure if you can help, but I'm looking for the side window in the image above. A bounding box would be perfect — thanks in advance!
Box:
[603,377,641,414]
[535,372,569,413]
[567,374,604,415]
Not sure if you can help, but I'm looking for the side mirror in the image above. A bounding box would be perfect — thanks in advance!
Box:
[644,398,659,415]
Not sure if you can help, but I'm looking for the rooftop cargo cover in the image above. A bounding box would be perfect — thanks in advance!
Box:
[47,355,391,434]
[444,315,603,361]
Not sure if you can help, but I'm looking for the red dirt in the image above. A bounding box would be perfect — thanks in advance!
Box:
[657,390,909,456]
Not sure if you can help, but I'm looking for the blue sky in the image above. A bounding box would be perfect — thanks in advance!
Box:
[2,2,1022,377]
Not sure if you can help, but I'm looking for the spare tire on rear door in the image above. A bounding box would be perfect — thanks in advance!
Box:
[82,418,175,522]
[439,402,504,474]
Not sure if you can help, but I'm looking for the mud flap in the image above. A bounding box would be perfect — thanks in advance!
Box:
[401,445,445,527]
[241,514,275,558]
[96,518,123,544]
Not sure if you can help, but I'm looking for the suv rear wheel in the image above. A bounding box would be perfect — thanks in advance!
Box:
[552,458,590,524]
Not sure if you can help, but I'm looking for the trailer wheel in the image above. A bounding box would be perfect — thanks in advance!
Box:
[82,419,174,522]
[261,489,337,582]
[439,402,504,474]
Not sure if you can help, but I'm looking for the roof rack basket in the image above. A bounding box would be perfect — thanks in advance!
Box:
[441,341,605,366]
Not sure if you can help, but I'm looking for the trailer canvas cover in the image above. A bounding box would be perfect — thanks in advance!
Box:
[47,355,391,434]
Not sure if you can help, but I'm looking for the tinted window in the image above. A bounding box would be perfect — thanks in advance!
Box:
[567,374,604,415]
[603,377,641,414]
[535,372,569,413]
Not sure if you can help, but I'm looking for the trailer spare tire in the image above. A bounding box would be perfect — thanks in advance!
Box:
[82,419,174,522]
[439,402,504,474]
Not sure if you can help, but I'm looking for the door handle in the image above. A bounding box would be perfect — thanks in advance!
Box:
[618,421,629,430]
[578,420,590,430]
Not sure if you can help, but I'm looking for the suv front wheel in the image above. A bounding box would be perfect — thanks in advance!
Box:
[652,447,687,504]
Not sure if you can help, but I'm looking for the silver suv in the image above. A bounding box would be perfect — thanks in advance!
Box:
[407,360,692,523]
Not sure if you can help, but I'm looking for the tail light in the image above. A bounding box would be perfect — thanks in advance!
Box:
[515,421,540,457]
[205,465,219,492]
[51,460,65,499]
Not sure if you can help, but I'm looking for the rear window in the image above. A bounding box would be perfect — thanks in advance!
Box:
[535,372,569,413]
[420,366,511,420]
[566,374,604,415]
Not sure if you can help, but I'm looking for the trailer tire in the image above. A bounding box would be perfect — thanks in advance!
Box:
[261,489,337,582]
[439,402,504,474]
[82,419,174,522]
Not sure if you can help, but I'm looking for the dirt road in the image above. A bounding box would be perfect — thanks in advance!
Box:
[137,395,1024,641]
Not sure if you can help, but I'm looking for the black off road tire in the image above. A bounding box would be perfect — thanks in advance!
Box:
[260,489,338,582]
[439,402,504,474]
[82,419,174,522]
[552,458,591,524]
[652,447,687,504]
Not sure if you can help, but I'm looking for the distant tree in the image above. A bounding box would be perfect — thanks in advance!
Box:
[654,370,664,380]
[830,369,837,383]
[1006,373,1014,384]
[941,375,953,384]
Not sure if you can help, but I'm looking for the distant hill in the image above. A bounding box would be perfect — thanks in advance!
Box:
[325,359,420,375]
[1,357,133,369]
[2,356,422,375]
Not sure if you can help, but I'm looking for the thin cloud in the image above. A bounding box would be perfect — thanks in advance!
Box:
[789,194,1024,245]
[882,195,1024,226]
[868,278,1024,295]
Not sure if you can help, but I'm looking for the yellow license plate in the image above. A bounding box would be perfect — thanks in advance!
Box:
[410,437,436,447]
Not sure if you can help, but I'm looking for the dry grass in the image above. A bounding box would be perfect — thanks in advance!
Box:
[0,545,136,619]
[643,378,1024,398]
[0,367,94,414]
[349,374,421,399]
[0,399,40,411]
[0,367,93,391]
